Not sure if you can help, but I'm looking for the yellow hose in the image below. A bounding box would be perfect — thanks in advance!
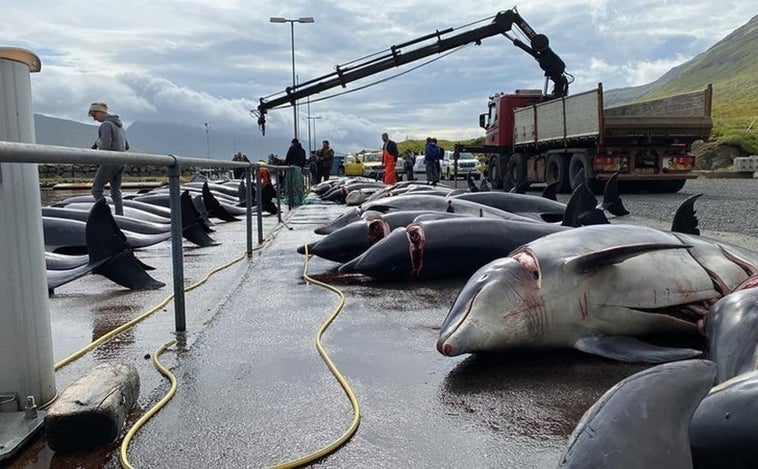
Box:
[270,244,361,468]
[119,340,178,469]
[54,250,249,371]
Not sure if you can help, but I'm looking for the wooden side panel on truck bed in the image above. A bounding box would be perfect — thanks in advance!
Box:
[513,85,712,146]
[513,88,601,146]
[603,86,713,139]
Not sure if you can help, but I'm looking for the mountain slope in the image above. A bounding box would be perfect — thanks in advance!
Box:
[605,14,758,113]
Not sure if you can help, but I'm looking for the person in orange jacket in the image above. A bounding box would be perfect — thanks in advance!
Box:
[381,132,398,185]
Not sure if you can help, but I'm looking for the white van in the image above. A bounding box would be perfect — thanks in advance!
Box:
[441,151,481,180]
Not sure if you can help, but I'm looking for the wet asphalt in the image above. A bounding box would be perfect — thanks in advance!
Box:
[8,177,758,469]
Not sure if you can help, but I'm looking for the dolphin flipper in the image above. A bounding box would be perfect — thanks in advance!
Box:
[671,193,702,235]
[575,336,703,363]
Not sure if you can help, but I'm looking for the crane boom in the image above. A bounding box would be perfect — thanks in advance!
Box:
[256,8,568,134]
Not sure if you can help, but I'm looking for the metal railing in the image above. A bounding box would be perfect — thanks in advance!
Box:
[0,140,270,331]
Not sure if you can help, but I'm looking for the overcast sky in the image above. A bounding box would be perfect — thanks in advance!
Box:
[4,0,756,154]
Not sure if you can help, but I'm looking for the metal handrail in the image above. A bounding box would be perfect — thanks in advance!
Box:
[0,140,266,332]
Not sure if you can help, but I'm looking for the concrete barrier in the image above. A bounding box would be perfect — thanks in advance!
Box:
[733,155,758,173]
[44,363,139,452]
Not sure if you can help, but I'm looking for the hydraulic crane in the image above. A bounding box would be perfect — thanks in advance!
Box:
[255,8,569,135]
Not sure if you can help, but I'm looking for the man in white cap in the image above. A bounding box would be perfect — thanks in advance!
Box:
[88,101,129,215]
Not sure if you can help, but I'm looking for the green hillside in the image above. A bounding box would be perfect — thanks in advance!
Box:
[612,15,758,155]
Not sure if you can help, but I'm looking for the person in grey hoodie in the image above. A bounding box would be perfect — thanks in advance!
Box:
[88,102,129,215]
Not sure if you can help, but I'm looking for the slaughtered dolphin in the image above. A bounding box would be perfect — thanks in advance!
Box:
[313,193,538,235]
[559,359,715,469]
[690,369,758,468]
[706,280,758,383]
[338,217,569,280]
[438,224,758,362]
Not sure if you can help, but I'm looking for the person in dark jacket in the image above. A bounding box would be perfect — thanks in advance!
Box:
[283,138,307,204]
[89,102,129,215]
[285,138,306,167]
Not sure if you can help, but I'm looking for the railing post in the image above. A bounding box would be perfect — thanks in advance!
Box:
[255,166,264,244]
[0,47,51,461]
[167,162,186,332]
[244,165,253,256]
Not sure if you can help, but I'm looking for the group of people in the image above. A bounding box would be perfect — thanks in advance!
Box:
[231,152,250,179]
[309,140,335,185]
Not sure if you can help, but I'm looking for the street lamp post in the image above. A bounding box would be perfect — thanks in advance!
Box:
[307,116,322,151]
[203,122,211,158]
[270,16,315,140]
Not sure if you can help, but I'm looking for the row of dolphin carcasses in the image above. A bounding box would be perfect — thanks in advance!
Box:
[41,179,253,293]
[301,176,758,468]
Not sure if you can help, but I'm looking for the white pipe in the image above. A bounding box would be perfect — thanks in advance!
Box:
[0,47,56,408]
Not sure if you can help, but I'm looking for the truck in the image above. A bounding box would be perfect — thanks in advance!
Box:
[255,8,712,194]
[459,84,712,193]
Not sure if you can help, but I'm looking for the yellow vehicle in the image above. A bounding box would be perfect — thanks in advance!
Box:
[343,151,385,178]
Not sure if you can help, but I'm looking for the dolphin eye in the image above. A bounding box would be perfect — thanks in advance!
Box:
[512,251,540,282]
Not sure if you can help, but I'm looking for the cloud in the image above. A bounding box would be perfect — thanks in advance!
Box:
[5,0,756,153]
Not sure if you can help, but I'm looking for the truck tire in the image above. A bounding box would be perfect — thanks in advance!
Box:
[568,154,603,194]
[546,154,571,193]
[506,154,527,189]
[488,157,504,190]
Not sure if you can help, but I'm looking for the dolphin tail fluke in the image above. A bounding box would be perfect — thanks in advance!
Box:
[85,199,130,263]
[93,250,166,290]
[541,182,558,201]
[191,195,215,233]
[671,193,702,235]
[182,191,219,247]
[202,182,240,222]
[85,200,165,289]
[601,173,630,216]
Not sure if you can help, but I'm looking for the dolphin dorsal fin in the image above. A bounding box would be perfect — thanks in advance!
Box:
[565,243,691,273]
[562,183,598,227]
[671,193,702,235]
[541,182,558,201]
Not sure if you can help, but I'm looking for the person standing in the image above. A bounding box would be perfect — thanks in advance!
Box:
[88,102,129,215]
[284,138,307,205]
[285,138,306,168]
[424,137,440,185]
[316,140,334,182]
[381,132,398,185]
[402,150,416,181]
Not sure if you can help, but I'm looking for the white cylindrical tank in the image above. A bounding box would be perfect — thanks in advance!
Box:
[0,48,56,408]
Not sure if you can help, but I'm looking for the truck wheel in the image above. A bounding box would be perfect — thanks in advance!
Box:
[506,154,526,189]
[568,154,603,194]
[488,157,504,190]
[546,154,571,193]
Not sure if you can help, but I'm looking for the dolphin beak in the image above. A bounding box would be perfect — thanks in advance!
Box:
[338,257,358,274]
[437,341,454,356]
[297,243,314,255]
